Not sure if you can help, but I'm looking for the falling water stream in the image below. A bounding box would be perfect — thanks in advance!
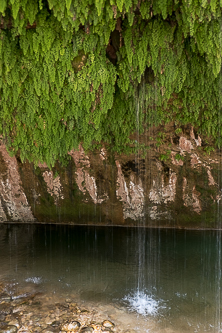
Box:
[0,224,221,332]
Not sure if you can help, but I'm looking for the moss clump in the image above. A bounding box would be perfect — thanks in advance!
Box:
[0,1,221,166]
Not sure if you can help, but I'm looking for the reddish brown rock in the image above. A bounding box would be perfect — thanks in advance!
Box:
[0,123,221,228]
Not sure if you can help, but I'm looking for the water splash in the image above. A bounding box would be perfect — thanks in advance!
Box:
[25,276,42,284]
[123,290,164,316]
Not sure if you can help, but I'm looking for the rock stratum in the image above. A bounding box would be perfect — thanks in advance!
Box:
[0,123,222,229]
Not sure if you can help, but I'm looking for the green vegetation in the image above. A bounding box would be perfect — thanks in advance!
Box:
[203,146,215,155]
[175,153,184,161]
[160,150,171,162]
[0,0,222,166]
[175,128,182,135]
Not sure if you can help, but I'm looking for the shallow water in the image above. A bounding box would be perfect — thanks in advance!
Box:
[0,224,221,332]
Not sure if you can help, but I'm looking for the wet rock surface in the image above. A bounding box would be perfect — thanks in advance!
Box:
[0,122,222,228]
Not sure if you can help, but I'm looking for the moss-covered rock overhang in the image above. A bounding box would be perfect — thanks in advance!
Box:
[0,0,222,167]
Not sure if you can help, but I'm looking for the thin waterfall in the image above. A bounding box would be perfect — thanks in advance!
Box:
[129,77,160,315]
[136,91,143,293]
[215,56,222,332]
[215,228,221,332]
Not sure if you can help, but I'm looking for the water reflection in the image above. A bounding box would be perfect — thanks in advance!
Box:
[0,224,221,332]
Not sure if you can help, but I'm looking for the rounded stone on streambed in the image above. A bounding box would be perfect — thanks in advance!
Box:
[45,317,54,325]
[0,314,5,321]
[0,325,17,333]
[7,320,19,329]
[11,299,27,307]
[51,320,60,327]
[102,321,114,329]
[79,327,94,332]
[61,321,81,331]
[0,304,12,315]
[69,303,77,308]
[89,324,102,331]
[0,294,11,303]
[32,327,42,333]
[80,309,89,314]
[58,303,69,310]
[65,299,72,304]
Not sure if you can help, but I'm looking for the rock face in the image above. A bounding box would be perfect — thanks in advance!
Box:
[0,146,35,222]
[0,123,222,229]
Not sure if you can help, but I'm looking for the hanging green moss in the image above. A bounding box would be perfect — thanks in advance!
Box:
[0,0,222,166]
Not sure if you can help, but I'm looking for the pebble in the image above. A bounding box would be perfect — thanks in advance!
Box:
[45,317,54,325]
[0,304,12,315]
[102,321,114,328]
[12,306,25,314]
[90,324,101,330]
[0,295,11,302]
[51,320,60,327]
[70,303,77,308]
[61,321,81,331]
[80,327,94,332]
[17,325,29,332]
[32,328,42,333]
[0,314,5,321]
[7,321,19,329]
[0,325,17,333]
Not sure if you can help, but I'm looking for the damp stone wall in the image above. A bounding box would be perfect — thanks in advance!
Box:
[0,123,222,229]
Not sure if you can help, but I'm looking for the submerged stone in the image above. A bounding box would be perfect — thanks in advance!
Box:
[102,320,114,328]
[0,325,17,333]
[0,294,11,302]
[51,320,60,327]
[7,321,19,329]
[45,317,53,325]
[89,324,101,330]
[0,304,12,315]
[80,327,94,332]
[61,320,81,331]
[65,298,72,303]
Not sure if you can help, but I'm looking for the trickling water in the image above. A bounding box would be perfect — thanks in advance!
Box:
[0,224,221,332]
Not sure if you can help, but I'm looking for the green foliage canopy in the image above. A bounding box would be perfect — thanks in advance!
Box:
[0,0,221,166]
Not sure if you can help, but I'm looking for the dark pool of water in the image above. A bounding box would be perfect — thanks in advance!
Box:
[0,224,221,332]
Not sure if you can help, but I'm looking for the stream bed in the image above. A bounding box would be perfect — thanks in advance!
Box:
[0,224,221,332]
